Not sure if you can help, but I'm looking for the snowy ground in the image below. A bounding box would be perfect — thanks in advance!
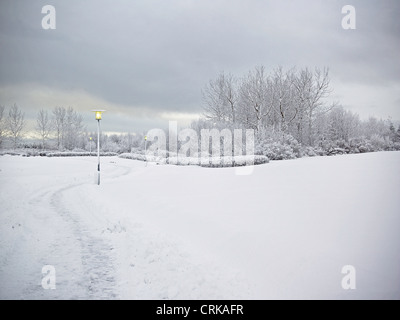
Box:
[0,152,399,300]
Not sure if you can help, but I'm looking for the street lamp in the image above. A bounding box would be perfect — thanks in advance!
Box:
[91,109,105,185]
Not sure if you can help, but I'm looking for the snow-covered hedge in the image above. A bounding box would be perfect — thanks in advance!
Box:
[254,134,400,160]
[175,155,269,167]
[119,153,269,167]
[0,150,119,157]
[320,136,400,155]
[119,153,167,164]
[46,152,118,157]
[0,150,41,157]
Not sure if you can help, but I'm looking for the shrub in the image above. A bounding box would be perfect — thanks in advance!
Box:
[119,153,269,167]
[46,152,117,157]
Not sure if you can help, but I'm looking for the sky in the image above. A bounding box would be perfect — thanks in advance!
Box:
[0,0,399,135]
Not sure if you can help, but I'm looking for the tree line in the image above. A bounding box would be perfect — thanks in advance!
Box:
[0,104,86,150]
[0,104,144,153]
[197,66,400,159]
[201,66,335,144]
[1,65,399,159]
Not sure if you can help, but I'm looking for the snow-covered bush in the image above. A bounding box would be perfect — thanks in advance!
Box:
[169,157,200,166]
[369,134,388,151]
[0,150,20,156]
[102,140,126,153]
[314,147,326,156]
[119,153,269,167]
[0,149,43,157]
[301,146,318,157]
[285,135,302,158]
[198,155,269,167]
[257,141,296,160]
[46,151,118,157]
[119,153,167,164]
[326,147,346,156]
[255,134,301,160]
[0,149,42,157]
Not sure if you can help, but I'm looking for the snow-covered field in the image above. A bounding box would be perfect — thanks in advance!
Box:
[0,152,399,300]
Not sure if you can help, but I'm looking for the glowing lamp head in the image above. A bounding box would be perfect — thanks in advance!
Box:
[92,109,106,120]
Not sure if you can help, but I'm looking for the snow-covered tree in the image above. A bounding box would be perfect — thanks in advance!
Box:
[326,106,361,143]
[202,71,238,124]
[6,103,25,149]
[269,67,297,137]
[238,66,272,132]
[51,106,85,150]
[36,109,52,149]
[397,125,400,142]
[63,107,84,150]
[52,106,66,149]
[388,121,397,143]
[304,67,332,145]
[361,117,388,139]
[0,105,5,148]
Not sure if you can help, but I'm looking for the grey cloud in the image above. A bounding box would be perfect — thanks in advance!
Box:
[0,0,399,132]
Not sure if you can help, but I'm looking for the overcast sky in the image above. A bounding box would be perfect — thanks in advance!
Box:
[0,0,399,134]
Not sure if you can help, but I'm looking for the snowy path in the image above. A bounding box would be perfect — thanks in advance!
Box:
[0,156,247,299]
[50,184,117,299]
[0,157,128,299]
[1,152,400,299]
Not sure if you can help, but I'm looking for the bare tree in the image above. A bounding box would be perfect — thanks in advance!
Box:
[6,103,25,149]
[361,116,388,139]
[36,109,52,150]
[238,66,272,132]
[52,106,66,150]
[0,105,5,148]
[224,73,238,124]
[202,74,227,123]
[63,107,84,150]
[202,71,238,124]
[293,68,313,144]
[304,67,332,145]
[202,66,335,145]
[270,67,298,137]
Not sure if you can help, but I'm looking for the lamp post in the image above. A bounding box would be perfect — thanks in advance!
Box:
[92,110,105,185]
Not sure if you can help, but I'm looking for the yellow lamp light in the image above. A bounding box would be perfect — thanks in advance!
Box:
[92,109,106,120]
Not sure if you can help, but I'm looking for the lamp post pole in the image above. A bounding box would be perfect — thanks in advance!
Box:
[92,110,105,185]
[97,119,100,185]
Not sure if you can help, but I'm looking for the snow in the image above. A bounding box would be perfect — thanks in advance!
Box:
[118,153,269,167]
[0,152,399,299]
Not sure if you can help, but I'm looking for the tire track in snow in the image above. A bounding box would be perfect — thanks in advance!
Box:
[48,178,124,298]
[22,158,131,299]
[46,159,135,298]
[0,156,132,299]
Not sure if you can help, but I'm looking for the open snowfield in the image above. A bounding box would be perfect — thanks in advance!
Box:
[0,152,399,300]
